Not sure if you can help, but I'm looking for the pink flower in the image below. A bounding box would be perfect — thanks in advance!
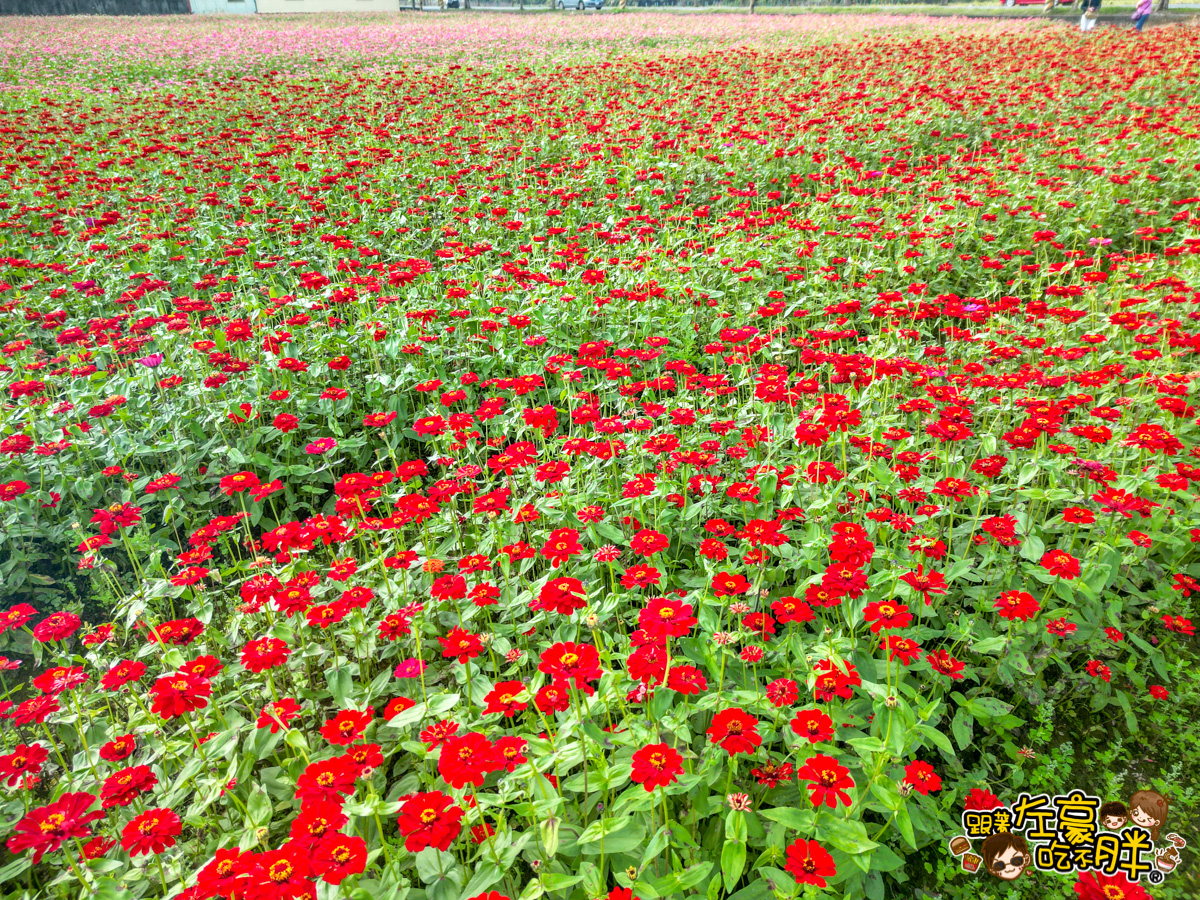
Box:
[305,438,337,455]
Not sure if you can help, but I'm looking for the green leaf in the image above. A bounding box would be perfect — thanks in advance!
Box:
[580,862,603,898]
[970,636,1007,655]
[725,809,747,844]
[414,848,457,885]
[914,723,954,758]
[0,857,31,886]
[327,668,353,706]
[247,785,272,826]
[642,825,670,863]
[1019,533,1044,561]
[650,863,712,896]
[759,806,814,832]
[462,862,507,899]
[952,709,974,750]
[894,804,917,850]
[541,816,560,858]
[966,695,1014,719]
[92,877,135,900]
[868,843,906,872]
[814,814,878,855]
[721,840,746,892]
[539,873,583,893]
[578,816,645,855]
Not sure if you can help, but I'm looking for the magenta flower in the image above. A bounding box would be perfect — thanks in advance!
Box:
[305,438,337,455]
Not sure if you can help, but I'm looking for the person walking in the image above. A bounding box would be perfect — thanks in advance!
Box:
[1131,0,1152,30]
[1080,0,1100,31]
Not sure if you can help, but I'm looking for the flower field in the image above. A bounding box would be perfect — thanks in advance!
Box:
[1,12,1199,900]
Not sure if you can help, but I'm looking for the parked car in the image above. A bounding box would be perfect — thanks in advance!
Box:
[556,0,602,7]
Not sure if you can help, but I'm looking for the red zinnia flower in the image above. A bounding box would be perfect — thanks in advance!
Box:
[898,564,946,605]
[242,637,290,673]
[295,757,358,804]
[797,754,855,808]
[1073,870,1151,900]
[6,792,105,863]
[994,590,1040,621]
[926,650,966,680]
[100,734,137,762]
[1041,549,1080,580]
[631,743,684,791]
[711,571,751,597]
[247,843,312,900]
[862,600,912,633]
[31,665,88,695]
[120,808,181,857]
[101,765,158,808]
[289,800,348,850]
[0,743,48,787]
[197,847,251,899]
[903,760,942,795]
[629,528,670,557]
[790,708,835,743]
[538,642,602,689]
[495,736,528,772]
[638,596,697,640]
[765,678,798,708]
[537,577,587,615]
[396,791,464,852]
[483,681,528,717]
[963,788,1003,811]
[707,708,762,756]
[438,732,499,789]
[812,659,861,701]
[149,670,211,719]
[258,698,302,733]
[438,627,483,663]
[882,635,922,666]
[312,834,367,885]
[320,709,374,746]
[784,838,837,888]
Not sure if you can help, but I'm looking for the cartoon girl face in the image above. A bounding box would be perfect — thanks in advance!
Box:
[1128,790,1169,841]
[1131,807,1157,828]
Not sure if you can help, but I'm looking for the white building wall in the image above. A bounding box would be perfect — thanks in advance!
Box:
[191,0,258,12]
[257,0,398,11]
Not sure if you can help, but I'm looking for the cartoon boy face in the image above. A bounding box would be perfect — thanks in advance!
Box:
[1099,802,1128,831]
[992,844,1028,880]
[982,833,1030,881]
